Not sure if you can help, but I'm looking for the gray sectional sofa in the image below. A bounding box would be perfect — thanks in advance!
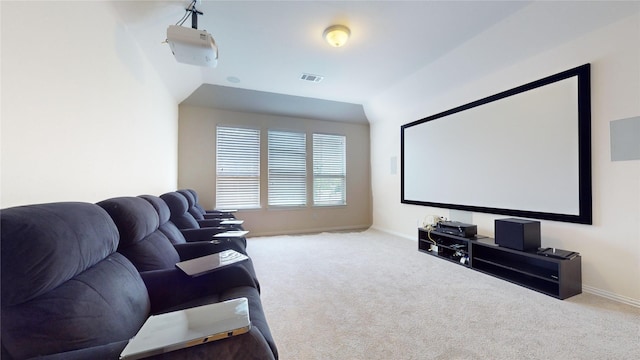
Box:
[1,192,277,360]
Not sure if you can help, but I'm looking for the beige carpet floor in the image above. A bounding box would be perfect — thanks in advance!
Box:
[247,229,639,360]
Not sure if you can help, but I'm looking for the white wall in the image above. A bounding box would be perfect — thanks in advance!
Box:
[365,14,640,305]
[1,1,178,207]
[178,105,372,236]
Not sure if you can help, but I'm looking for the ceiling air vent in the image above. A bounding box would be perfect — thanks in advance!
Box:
[300,73,324,83]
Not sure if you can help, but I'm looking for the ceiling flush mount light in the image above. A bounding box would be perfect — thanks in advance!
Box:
[323,25,350,47]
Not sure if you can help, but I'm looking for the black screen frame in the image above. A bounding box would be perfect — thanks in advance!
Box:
[400,64,592,225]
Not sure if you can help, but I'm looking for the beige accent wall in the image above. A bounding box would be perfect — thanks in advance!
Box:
[365,14,640,305]
[178,105,372,236]
[0,1,179,207]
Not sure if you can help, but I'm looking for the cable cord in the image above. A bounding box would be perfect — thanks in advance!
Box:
[426,228,437,246]
[176,0,197,26]
[423,215,446,247]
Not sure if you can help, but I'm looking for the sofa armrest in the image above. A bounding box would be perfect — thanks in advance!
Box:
[196,219,227,228]
[22,340,128,360]
[211,236,247,249]
[25,328,275,360]
[140,267,257,314]
[173,242,246,260]
[207,209,237,215]
[146,327,275,360]
[182,225,239,235]
[203,213,234,220]
[180,229,248,249]
[180,227,222,241]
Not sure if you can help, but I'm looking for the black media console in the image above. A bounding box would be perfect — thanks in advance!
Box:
[418,228,582,299]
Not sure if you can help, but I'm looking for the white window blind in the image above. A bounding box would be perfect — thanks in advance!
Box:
[216,126,260,209]
[313,133,346,206]
[268,130,306,206]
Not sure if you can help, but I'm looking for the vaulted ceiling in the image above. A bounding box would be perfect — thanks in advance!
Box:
[112,1,638,124]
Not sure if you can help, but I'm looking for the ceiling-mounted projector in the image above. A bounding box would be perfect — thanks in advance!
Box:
[167,25,218,67]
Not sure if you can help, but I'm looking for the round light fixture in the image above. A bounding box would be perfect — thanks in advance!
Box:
[323,25,350,47]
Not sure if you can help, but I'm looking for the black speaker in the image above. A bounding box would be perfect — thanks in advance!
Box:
[495,218,540,251]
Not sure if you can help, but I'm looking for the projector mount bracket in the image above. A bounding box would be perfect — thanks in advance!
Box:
[176,0,204,30]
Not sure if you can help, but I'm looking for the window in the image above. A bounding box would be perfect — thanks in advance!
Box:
[268,130,306,206]
[216,126,260,209]
[313,133,346,206]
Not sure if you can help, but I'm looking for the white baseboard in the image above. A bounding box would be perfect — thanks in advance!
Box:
[369,225,415,241]
[372,226,640,308]
[583,285,640,308]
[248,224,371,238]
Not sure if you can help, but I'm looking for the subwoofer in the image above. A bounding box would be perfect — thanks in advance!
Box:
[495,218,541,251]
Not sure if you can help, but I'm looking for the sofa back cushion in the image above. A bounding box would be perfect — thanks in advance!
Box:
[139,194,187,245]
[98,197,180,271]
[185,188,208,214]
[178,189,205,220]
[160,192,200,230]
[1,202,150,359]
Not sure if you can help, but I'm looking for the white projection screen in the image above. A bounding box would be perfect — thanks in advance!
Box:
[401,64,592,224]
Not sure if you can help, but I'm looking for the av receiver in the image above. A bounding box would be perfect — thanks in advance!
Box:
[435,221,477,238]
